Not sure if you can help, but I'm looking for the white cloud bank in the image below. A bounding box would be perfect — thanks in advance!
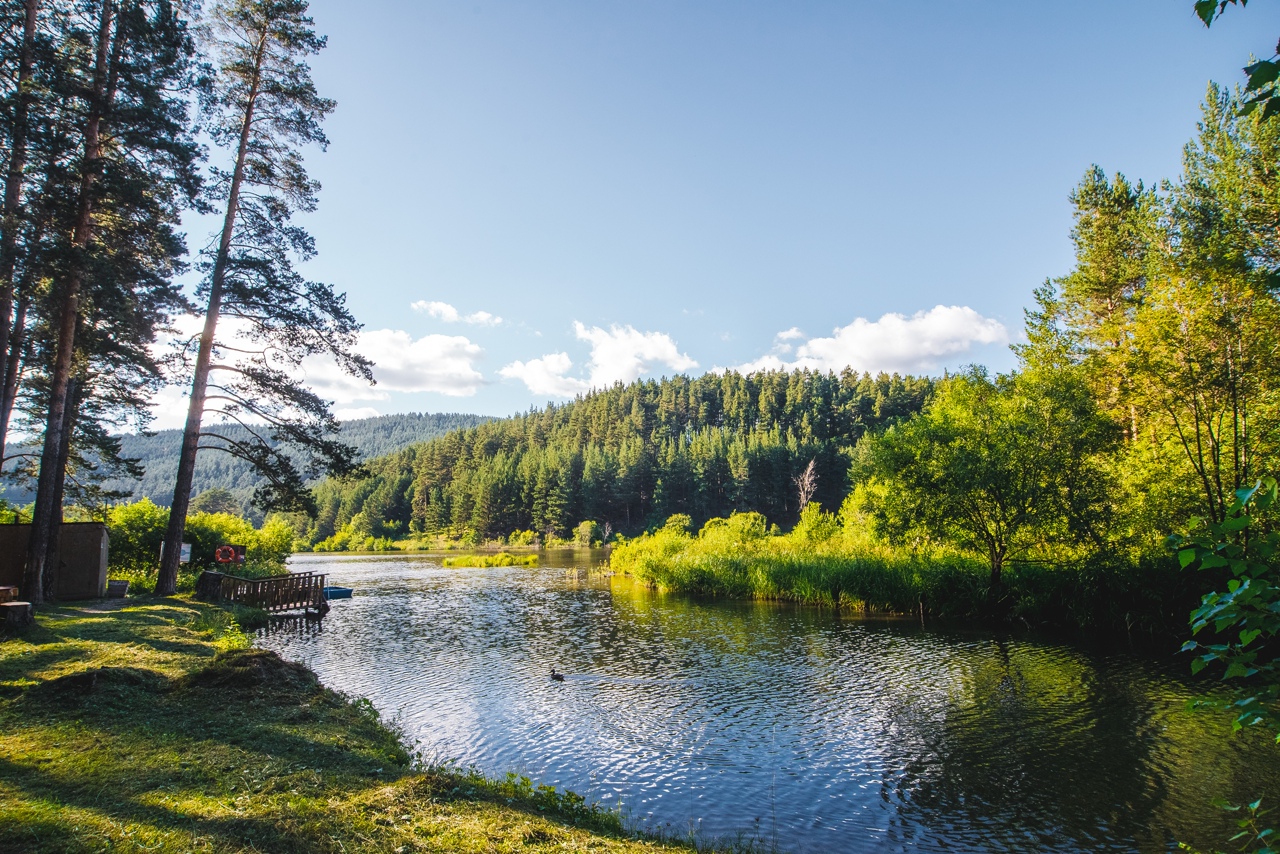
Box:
[412,300,503,326]
[148,320,486,428]
[734,305,1007,375]
[304,329,486,402]
[501,322,698,397]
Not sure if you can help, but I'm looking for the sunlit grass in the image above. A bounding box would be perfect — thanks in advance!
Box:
[442,552,540,568]
[0,599,714,853]
[611,508,1192,639]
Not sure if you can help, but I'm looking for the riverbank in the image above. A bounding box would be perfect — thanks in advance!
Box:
[610,512,1200,644]
[0,599,700,853]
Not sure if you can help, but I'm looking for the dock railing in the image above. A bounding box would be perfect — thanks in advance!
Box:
[200,570,327,613]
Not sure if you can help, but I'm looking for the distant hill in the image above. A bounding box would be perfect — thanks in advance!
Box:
[301,370,934,547]
[3,411,493,513]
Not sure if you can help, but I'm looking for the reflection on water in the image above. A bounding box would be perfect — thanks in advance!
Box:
[255,551,1279,853]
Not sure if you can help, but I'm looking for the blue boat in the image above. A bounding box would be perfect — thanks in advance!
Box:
[323,586,353,600]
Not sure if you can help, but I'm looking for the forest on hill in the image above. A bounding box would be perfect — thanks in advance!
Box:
[298,371,933,549]
[3,412,490,516]
[298,82,1280,587]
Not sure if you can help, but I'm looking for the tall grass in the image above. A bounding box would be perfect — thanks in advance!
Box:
[610,507,1196,641]
[442,552,540,568]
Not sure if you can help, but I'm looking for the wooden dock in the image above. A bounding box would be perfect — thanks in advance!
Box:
[201,571,328,615]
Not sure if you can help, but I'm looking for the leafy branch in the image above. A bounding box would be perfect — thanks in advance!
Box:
[1195,0,1280,119]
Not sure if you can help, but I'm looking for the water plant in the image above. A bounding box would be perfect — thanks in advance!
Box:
[443,552,540,568]
[612,505,1194,639]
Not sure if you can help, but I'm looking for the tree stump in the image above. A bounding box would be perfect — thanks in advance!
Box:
[194,571,224,602]
[1,601,33,630]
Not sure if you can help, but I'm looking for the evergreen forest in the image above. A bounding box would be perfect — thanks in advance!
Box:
[2,411,490,512]
[301,82,1280,618]
[299,371,932,548]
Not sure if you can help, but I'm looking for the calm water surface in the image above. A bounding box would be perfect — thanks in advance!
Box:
[256,551,1279,853]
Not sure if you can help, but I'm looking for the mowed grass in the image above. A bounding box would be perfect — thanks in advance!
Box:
[0,599,691,853]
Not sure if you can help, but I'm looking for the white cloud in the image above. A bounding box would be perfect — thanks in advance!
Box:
[500,322,698,397]
[776,327,805,341]
[147,385,194,431]
[574,322,698,386]
[305,329,486,401]
[733,305,1007,376]
[412,300,503,326]
[464,310,502,326]
[499,353,585,397]
[147,319,483,438]
[412,300,459,322]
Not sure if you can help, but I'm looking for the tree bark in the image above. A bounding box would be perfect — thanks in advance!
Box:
[41,377,80,601]
[0,292,28,449]
[0,0,42,463]
[22,0,115,605]
[157,28,267,595]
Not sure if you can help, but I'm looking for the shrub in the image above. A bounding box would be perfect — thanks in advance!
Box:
[105,500,295,591]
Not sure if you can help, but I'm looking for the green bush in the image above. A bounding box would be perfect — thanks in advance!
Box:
[610,505,1189,639]
[442,552,539,568]
[106,499,169,577]
[105,500,295,592]
[573,520,601,547]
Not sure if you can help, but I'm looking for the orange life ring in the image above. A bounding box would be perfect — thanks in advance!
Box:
[214,545,236,564]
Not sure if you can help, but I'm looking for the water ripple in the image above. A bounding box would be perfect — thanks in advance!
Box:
[255,552,1280,854]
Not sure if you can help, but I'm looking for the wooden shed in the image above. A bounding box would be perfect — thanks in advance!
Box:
[0,523,109,600]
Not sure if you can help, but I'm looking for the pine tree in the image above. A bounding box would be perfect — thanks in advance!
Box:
[157,0,371,595]
[22,0,201,603]
[0,0,41,463]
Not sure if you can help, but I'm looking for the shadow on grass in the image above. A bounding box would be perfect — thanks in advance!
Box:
[1,606,704,853]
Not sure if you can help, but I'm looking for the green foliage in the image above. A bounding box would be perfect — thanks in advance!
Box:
[189,487,241,516]
[183,608,251,652]
[301,369,933,548]
[441,552,540,568]
[310,522,398,553]
[1179,799,1278,854]
[105,499,170,578]
[506,529,539,547]
[1195,0,1280,119]
[105,499,294,592]
[1174,477,1280,739]
[852,365,1121,586]
[574,520,602,547]
[612,507,1194,637]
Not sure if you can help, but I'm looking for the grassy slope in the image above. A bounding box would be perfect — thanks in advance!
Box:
[0,600,685,853]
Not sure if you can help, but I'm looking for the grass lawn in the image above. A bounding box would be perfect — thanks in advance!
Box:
[0,598,698,853]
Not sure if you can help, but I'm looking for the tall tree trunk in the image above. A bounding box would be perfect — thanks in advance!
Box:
[157,31,266,595]
[0,292,29,450]
[0,0,41,463]
[41,376,80,601]
[22,0,115,605]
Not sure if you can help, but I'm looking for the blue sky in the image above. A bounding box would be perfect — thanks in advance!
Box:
[161,0,1280,425]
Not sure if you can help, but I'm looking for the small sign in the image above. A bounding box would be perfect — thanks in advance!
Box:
[160,542,194,563]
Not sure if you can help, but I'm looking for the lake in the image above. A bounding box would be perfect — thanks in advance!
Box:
[255,551,1279,853]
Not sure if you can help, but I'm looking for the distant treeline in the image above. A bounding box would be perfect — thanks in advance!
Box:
[300,371,932,547]
[3,412,491,515]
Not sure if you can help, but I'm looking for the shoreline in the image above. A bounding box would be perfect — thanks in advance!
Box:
[0,598,732,853]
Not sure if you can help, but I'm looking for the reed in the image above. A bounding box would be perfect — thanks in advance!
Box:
[442,552,540,568]
[611,509,1194,640]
